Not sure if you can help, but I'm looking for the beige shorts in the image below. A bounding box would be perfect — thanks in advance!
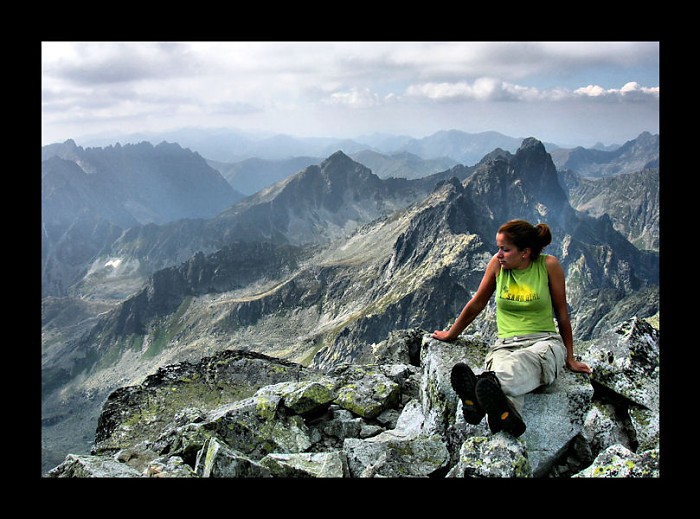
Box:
[483,332,566,412]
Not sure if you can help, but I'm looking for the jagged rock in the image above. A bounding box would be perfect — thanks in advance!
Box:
[342,398,449,477]
[572,444,659,478]
[255,380,337,417]
[586,317,659,409]
[114,441,160,473]
[628,406,659,453]
[376,408,401,428]
[144,456,198,478]
[194,437,272,477]
[343,432,450,478]
[92,349,322,455]
[200,394,314,459]
[371,328,424,366]
[331,364,401,418]
[309,405,365,446]
[446,433,531,478]
[584,317,659,451]
[46,454,143,478]
[421,333,595,476]
[49,319,659,478]
[259,451,350,478]
[520,370,594,477]
[581,402,634,458]
[150,417,216,466]
[419,335,490,433]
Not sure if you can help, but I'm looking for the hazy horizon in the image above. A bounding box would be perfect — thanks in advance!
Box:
[42,42,659,149]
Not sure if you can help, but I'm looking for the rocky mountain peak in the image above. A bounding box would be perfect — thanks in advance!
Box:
[41,138,80,162]
[517,136,547,154]
[316,150,377,185]
[47,318,659,478]
[321,149,354,166]
[549,132,659,178]
[463,137,568,230]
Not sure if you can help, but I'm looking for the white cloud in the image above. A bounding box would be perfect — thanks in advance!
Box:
[407,78,659,103]
[41,41,660,147]
[325,87,383,108]
[406,78,544,102]
[574,81,660,101]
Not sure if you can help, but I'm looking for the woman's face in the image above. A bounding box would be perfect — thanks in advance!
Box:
[496,232,530,270]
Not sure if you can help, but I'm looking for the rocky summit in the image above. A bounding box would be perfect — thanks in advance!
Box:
[47,317,659,478]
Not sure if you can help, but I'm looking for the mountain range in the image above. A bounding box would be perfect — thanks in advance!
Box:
[78,127,550,165]
[41,130,660,474]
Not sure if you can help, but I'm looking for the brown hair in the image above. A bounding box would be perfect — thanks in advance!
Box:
[498,219,552,259]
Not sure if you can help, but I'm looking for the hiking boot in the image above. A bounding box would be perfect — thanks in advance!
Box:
[450,363,485,425]
[475,373,526,437]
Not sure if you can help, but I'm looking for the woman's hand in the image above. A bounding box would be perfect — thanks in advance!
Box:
[432,330,456,342]
[566,357,592,374]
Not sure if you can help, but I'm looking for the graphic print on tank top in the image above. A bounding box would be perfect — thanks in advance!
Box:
[499,278,540,302]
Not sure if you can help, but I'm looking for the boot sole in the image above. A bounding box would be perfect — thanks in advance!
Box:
[450,363,485,425]
[475,377,526,437]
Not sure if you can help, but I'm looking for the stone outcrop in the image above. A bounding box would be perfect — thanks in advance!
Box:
[47,317,659,478]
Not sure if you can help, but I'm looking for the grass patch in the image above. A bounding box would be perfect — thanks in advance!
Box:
[143,296,193,359]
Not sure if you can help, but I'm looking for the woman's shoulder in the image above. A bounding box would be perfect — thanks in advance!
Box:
[487,253,501,276]
[542,253,563,273]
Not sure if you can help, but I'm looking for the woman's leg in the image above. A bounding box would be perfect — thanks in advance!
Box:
[484,334,566,413]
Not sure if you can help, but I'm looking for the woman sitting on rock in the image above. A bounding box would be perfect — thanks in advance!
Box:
[432,219,592,437]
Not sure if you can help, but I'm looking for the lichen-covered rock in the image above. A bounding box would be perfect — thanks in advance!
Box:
[572,444,659,478]
[521,369,594,477]
[48,321,660,478]
[194,437,272,477]
[92,349,323,454]
[581,402,633,458]
[343,432,450,478]
[46,454,143,478]
[377,363,422,405]
[259,451,350,478]
[446,433,531,478]
[255,380,337,417]
[114,441,160,473]
[419,334,490,436]
[586,317,659,410]
[200,394,313,459]
[584,317,659,459]
[149,416,215,465]
[145,455,198,478]
[332,365,400,418]
[308,405,365,447]
[370,328,425,366]
[628,406,659,453]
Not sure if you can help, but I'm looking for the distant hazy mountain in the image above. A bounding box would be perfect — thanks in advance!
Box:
[80,128,377,163]
[349,150,458,180]
[94,152,472,282]
[396,130,533,166]
[208,156,322,196]
[550,131,659,178]
[77,127,563,165]
[560,168,659,251]
[42,140,244,297]
[43,139,243,224]
[208,151,458,196]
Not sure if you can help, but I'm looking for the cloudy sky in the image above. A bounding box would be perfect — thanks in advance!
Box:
[41,41,659,148]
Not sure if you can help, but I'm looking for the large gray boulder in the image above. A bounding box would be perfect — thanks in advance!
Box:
[584,317,660,454]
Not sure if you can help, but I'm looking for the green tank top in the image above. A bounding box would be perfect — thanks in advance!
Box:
[495,254,557,338]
